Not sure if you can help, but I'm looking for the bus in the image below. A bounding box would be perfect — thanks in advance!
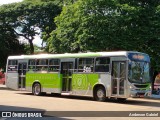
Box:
[6,51,151,101]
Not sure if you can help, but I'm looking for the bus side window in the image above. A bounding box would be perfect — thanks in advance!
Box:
[28,59,36,71]
[36,59,48,71]
[7,60,18,72]
[48,59,60,72]
[95,57,110,72]
[78,58,94,72]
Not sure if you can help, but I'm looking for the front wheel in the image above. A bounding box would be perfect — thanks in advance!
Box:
[94,86,106,102]
[33,83,41,96]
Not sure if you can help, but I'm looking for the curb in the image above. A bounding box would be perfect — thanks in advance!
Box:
[0,84,11,90]
[144,96,160,100]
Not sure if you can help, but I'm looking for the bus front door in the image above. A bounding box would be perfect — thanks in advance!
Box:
[18,62,27,90]
[112,61,126,97]
[61,62,73,93]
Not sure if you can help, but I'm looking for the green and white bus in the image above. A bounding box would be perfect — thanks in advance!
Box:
[6,51,151,101]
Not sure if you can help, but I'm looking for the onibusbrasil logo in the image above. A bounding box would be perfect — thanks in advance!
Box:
[1,112,43,118]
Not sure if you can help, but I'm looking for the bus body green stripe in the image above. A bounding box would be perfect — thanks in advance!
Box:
[72,74,99,90]
[26,73,62,88]
[26,73,99,91]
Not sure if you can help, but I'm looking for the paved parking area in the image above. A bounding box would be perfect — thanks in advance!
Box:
[0,85,160,120]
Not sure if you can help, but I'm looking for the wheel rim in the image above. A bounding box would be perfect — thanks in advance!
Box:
[34,84,40,95]
[97,89,104,99]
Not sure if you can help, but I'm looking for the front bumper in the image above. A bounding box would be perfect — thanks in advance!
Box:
[130,90,151,98]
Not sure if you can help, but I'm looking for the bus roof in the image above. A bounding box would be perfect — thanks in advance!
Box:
[7,51,148,60]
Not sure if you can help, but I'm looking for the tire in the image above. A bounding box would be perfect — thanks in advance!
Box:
[94,86,106,102]
[33,83,41,96]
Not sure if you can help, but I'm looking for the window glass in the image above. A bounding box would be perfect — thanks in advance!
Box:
[48,59,60,72]
[8,60,18,72]
[49,59,59,65]
[36,59,48,71]
[95,57,110,72]
[78,58,94,72]
[8,60,17,65]
[28,59,36,71]
[37,59,48,65]
[28,66,36,71]
[29,60,35,65]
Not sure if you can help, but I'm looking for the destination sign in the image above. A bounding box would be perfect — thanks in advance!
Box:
[128,53,150,62]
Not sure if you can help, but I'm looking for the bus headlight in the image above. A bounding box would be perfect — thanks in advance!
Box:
[130,85,134,90]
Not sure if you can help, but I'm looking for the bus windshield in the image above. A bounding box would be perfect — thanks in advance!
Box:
[128,61,150,84]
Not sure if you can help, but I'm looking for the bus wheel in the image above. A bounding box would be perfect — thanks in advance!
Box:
[94,86,106,102]
[33,83,41,96]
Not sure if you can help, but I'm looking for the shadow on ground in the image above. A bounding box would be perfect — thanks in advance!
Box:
[0,85,17,91]
[17,92,160,108]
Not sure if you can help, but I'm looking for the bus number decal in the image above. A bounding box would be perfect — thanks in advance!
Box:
[83,66,91,72]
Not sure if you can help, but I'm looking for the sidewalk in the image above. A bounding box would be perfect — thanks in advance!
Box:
[0,84,6,88]
[144,91,160,99]
[0,84,9,90]
[145,94,160,99]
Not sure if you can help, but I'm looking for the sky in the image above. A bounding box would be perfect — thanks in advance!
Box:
[0,0,23,5]
[0,0,43,47]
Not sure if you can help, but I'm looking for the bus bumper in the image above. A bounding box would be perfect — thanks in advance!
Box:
[130,90,151,98]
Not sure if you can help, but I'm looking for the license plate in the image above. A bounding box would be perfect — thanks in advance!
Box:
[139,95,144,97]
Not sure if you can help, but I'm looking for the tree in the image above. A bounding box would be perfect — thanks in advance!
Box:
[48,0,160,82]
[0,20,25,68]
[0,0,61,54]
[48,0,130,53]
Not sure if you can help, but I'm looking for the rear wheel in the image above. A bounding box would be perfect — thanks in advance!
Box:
[33,83,41,96]
[94,86,106,102]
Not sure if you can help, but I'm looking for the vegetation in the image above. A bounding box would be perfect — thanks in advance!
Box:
[0,0,160,83]
[0,17,25,68]
[48,0,160,82]
[0,0,61,54]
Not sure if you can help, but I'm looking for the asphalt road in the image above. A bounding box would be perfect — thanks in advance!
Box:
[0,86,160,120]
